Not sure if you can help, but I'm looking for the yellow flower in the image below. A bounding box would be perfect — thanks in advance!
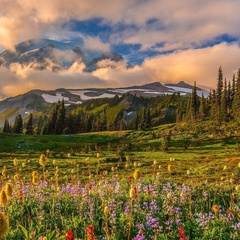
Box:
[67,153,71,158]
[42,237,47,240]
[53,159,56,165]
[14,174,19,181]
[153,160,157,166]
[133,162,137,167]
[13,158,18,167]
[111,166,115,172]
[0,212,9,239]
[32,171,38,177]
[5,183,13,200]
[32,176,39,185]
[104,206,109,216]
[133,170,140,180]
[0,190,8,207]
[96,153,100,158]
[236,185,239,192]
[22,163,26,168]
[187,170,190,175]
[39,154,47,167]
[167,164,171,173]
[212,204,219,214]
[129,187,134,198]
[126,155,130,161]
[2,168,6,177]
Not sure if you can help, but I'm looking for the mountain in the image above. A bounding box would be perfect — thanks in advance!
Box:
[0,81,208,127]
[0,38,124,72]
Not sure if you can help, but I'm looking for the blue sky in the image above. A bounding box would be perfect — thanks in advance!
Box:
[0,0,240,97]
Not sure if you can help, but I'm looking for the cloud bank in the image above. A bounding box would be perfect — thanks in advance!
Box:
[0,42,239,98]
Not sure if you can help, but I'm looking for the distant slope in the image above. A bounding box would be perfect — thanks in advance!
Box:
[0,81,208,127]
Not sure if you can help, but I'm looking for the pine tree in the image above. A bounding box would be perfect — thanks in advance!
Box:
[25,113,34,134]
[210,90,217,119]
[2,118,11,133]
[12,114,23,134]
[216,66,223,107]
[233,69,240,120]
[199,93,206,121]
[55,99,65,134]
[189,81,198,122]
[220,79,228,122]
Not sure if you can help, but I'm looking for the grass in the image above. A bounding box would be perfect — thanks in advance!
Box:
[0,122,239,239]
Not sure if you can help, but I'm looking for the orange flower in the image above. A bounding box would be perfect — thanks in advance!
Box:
[212,204,219,213]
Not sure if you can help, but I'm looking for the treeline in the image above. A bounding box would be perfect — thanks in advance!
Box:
[1,66,240,135]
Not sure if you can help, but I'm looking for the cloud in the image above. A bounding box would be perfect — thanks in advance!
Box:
[0,0,239,52]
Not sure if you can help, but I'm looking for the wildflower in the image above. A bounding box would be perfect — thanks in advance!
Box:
[0,189,8,207]
[14,174,19,181]
[126,155,130,161]
[134,162,137,167]
[66,229,74,240]
[67,153,71,158]
[53,159,56,165]
[153,160,157,165]
[22,163,26,168]
[111,166,115,172]
[87,225,95,240]
[42,237,47,240]
[127,176,132,183]
[39,154,47,167]
[167,164,171,173]
[32,172,39,185]
[0,212,9,239]
[133,170,140,180]
[5,183,13,200]
[19,182,23,200]
[13,158,18,167]
[186,170,190,175]
[212,204,219,214]
[96,153,100,158]
[178,227,187,240]
[104,206,109,216]
[2,168,6,177]
[129,187,134,199]
[223,165,227,170]
[236,185,239,192]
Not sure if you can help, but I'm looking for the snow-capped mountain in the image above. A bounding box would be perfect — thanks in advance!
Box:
[0,38,124,72]
[0,81,208,127]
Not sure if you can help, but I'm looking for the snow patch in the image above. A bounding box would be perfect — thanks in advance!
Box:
[42,93,69,103]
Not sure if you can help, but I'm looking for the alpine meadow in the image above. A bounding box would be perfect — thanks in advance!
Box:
[0,1,240,239]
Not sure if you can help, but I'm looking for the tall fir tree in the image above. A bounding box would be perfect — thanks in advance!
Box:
[12,114,23,134]
[233,69,240,120]
[189,81,198,122]
[2,118,11,133]
[220,79,228,122]
[26,113,34,134]
[55,99,66,134]
[199,93,206,121]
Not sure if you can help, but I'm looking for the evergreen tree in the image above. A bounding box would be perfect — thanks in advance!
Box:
[145,107,152,129]
[189,81,198,122]
[210,90,217,119]
[12,114,23,134]
[199,93,206,121]
[216,66,223,106]
[233,69,240,120]
[55,99,65,134]
[25,113,34,134]
[139,109,146,130]
[220,79,228,122]
[2,118,11,133]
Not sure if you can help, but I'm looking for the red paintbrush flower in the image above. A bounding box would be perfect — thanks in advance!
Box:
[127,176,132,183]
[87,225,95,240]
[178,227,187,240]
[66,230,74,240]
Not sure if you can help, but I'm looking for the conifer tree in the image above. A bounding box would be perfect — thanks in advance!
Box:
[199,93,206,121]
[55,99,65,134]
[216,66,223,106]
[220,79,228,122]
[12,114,23,134]
[26,113,34,134]
[189,81,198,122]
[2,118,11,133]
[233,69,240,120]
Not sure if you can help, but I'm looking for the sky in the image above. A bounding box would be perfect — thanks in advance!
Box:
[0,0,240,98]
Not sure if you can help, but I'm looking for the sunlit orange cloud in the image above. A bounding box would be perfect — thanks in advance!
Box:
[0,0,240,51]
[0,42,240,98]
